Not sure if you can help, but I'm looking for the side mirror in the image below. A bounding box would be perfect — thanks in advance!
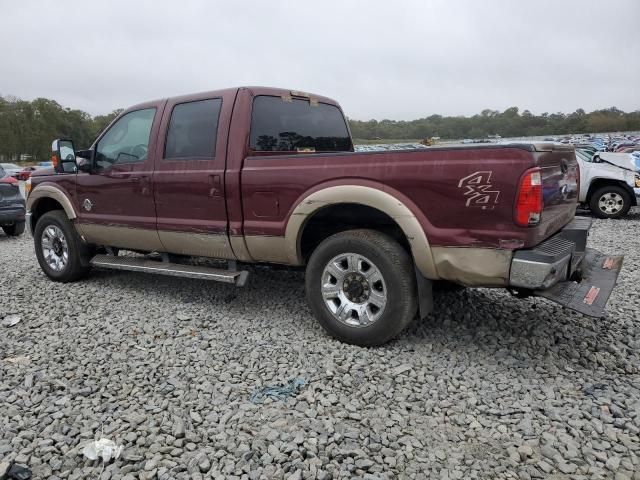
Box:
[51,139,77,174]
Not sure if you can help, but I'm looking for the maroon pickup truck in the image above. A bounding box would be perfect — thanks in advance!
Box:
[26,87,623,345]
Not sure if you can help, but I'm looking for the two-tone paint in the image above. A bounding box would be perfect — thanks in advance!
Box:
[27,86,579,285]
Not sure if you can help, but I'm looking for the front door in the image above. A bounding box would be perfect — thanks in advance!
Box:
[75,102,165,251]
[152,92,234,259]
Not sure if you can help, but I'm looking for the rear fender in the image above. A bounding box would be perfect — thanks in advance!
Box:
[285,185,438,279]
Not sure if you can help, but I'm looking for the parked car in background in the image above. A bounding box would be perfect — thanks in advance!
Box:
[17,166,38,181]
[576,149,640,218]
[37,161,53,168]
[0,163,23,178]
[0,164,26,236]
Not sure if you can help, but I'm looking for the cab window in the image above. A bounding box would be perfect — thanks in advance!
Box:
[249,96,352,153]
[164,99,222,159]
[95,108,156,169]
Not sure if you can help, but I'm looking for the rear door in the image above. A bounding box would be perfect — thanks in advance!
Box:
[75,103,164,251]
[152,91,235,259]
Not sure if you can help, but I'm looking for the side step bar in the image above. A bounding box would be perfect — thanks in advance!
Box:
[90,254,249,286]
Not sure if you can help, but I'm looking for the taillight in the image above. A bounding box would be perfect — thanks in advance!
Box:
[515,168,543,227]
[0,175,18,185]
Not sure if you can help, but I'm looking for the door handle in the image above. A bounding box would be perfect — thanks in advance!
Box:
[208,174,221,197]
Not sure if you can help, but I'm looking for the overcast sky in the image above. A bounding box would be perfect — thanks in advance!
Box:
[1,0,638,120]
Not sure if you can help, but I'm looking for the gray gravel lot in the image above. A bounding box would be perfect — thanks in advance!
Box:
[1,213,639,480]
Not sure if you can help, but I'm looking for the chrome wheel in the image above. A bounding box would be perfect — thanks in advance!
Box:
[598,192,624,215]
[41,225,69,271]
[321,253,387,327]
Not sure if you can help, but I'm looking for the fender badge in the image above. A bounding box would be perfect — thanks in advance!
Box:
[83,199,93,211]
[458,171,500,210]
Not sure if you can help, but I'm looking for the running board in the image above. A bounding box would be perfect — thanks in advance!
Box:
[90,254,249,286]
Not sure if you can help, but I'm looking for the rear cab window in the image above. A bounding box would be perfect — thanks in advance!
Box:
[164,99,222,160]
[250,95,352,153]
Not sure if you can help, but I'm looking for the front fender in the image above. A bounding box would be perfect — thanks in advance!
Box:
[26,184,77,230]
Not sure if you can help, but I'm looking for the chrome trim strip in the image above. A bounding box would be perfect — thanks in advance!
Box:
[25,212,33,235]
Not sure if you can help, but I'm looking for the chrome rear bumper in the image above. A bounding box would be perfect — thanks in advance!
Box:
[509,217,591,290]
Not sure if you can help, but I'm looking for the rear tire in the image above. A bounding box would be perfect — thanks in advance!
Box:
[305,229,417,346]
[34,211,92,282]
[2,221,25,237]
[589,185,631,219]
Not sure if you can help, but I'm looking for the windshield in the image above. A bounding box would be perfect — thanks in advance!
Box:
[576,150,592,162]
[0,165,5,177]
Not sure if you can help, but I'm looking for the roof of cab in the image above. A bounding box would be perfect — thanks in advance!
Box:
[125,86,341,112]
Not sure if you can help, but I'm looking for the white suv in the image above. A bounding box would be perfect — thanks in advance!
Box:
[576,149,640,218]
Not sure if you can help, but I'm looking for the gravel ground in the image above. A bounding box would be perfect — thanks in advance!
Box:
[1,213,639,480]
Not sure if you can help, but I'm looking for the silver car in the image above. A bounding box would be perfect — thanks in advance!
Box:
[0,163,23,178]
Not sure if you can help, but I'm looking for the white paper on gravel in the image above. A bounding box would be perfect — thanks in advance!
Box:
[1,314,22,327]
[82,438,124,462]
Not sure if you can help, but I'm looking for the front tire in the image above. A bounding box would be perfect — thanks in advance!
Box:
[34,211,92,282]
[305,229,417,346]
[2,221,25,237]
[589,185,631,219]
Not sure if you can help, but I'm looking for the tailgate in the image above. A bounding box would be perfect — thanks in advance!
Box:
[534,143,580,240]
[536,249,623,317]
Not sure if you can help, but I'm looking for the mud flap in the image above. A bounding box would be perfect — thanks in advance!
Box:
[535,248,623,317]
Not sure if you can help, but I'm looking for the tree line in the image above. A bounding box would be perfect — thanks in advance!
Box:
[1,95,639,161]
[0,96,121,161]
[349,107,640,141]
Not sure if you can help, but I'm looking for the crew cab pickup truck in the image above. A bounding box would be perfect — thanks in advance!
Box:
[26,87,623,345]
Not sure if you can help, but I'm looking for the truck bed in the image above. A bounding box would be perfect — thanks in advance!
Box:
[241,142,578,250]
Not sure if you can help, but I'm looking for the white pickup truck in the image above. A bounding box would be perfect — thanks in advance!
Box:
[576,149,640,218]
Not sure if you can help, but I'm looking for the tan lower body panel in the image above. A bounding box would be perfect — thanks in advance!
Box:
[158,231,235,259]
[244,235,290,264]
[77,224,164,252]
[76,224,236,259]
[76,223,512,287]
[431,246,512,287]
[229,235,254,262]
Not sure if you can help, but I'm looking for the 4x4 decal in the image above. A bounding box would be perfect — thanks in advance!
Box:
[458,171,500,209]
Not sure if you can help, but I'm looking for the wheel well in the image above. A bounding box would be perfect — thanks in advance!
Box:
[31,197,65,231]
[587,179,636,206]
[299,203,410,262]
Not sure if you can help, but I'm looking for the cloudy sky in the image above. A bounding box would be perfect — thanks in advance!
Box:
[2,0,638,120]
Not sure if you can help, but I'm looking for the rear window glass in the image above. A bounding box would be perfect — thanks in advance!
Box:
[165,99,222,159]
[250,96,352,152]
